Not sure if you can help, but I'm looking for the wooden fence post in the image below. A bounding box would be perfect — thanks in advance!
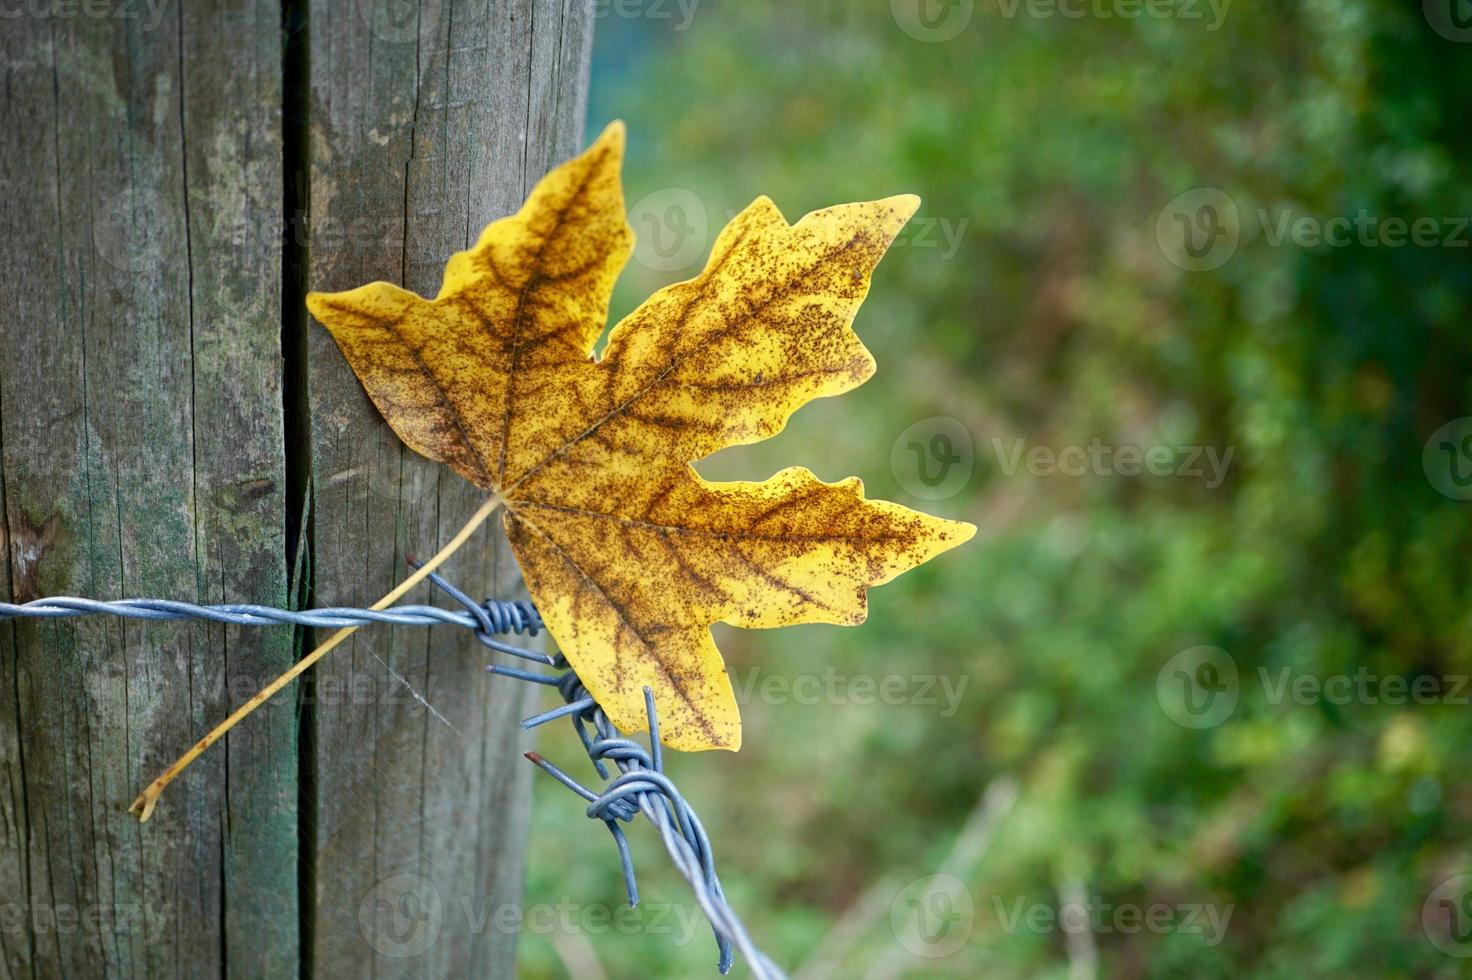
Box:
[302,1,593,974]
[0,1,593,974]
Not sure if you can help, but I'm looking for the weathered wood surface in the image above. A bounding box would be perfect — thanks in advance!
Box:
[0,4,295,976]
[303,0,593,975]
[0,1,593,975]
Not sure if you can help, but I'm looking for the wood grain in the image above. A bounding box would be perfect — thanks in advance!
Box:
[303,0,593,974]
[0,2,294,975]
[0,0,593,973]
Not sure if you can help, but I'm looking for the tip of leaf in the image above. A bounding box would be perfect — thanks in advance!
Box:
[595,119,626,150]
[887,193,922,218]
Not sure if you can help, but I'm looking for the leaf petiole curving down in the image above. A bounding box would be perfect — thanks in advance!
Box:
[129,493,504,822]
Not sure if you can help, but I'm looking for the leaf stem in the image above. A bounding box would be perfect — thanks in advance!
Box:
[129,493,504,822]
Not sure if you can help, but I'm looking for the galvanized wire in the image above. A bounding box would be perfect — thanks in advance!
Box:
[0,575,785,978]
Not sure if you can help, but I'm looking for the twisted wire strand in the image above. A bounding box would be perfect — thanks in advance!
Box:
[0,575,784,979]
[0,595,541,635]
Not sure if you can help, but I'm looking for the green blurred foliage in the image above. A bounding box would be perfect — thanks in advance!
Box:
[520,2,1472,976]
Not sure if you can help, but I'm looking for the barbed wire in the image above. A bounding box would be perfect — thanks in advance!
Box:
[0,573,785,979]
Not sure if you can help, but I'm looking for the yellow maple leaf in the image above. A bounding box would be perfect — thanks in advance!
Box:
[304,121,973,752]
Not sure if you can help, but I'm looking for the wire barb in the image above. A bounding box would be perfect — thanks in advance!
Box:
[1,569,785,978]
[416,566,786,979]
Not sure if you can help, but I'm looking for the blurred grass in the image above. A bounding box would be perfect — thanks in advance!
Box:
[519,2,1472,977]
